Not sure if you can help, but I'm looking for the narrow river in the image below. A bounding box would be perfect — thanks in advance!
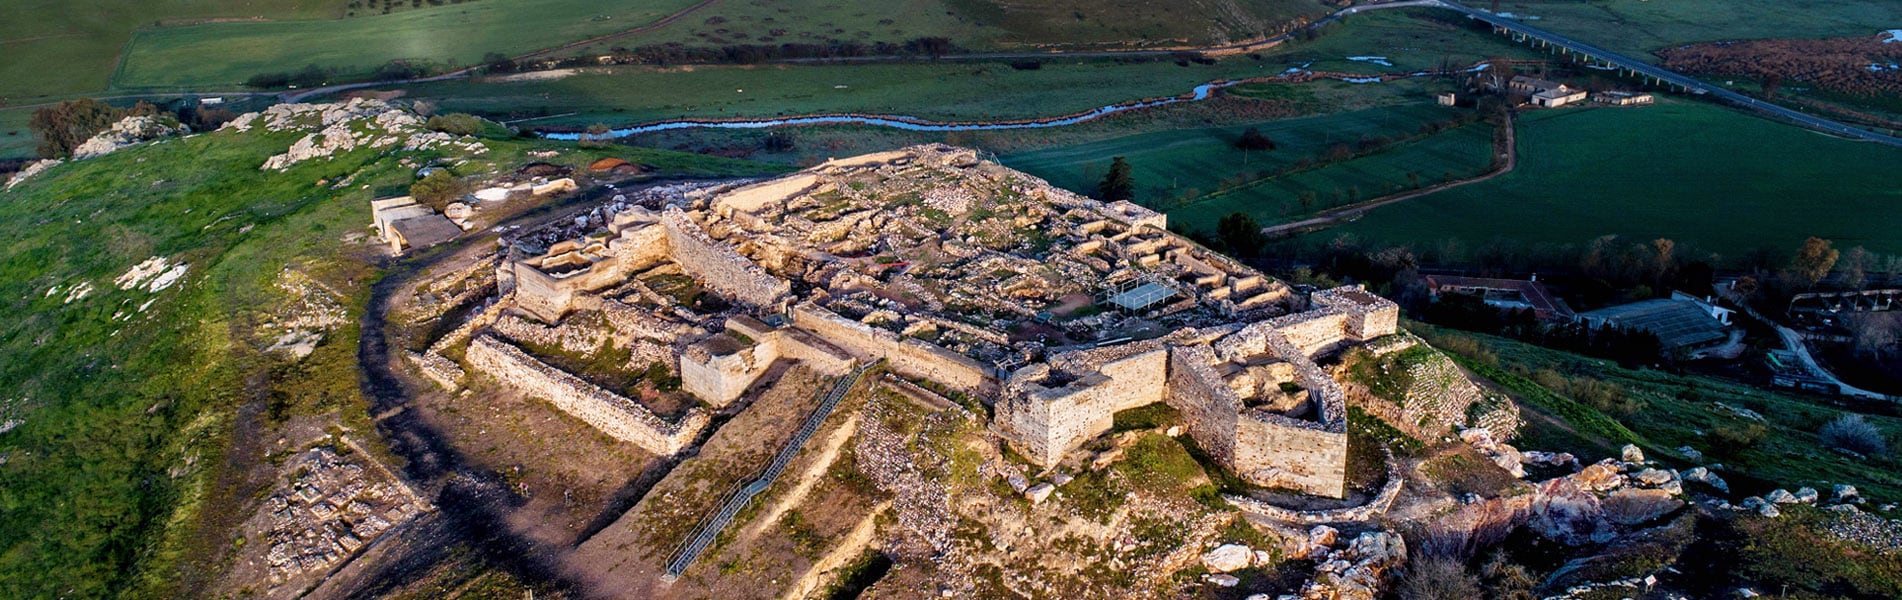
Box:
[540,64,1487,139]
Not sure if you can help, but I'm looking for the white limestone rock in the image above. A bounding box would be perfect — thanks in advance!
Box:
[1794,487,1819,503]
[72,115,188,159]
[1201,543,1253,573]
[1024,482,1054,505]
[1834,484,1860,503]
[4,159,60,190]
[1621,444,1645,463]
[1207,574,1240,587]
[1766,489,1798,504]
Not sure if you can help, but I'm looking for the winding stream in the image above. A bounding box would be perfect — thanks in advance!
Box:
[541,64,1487,139]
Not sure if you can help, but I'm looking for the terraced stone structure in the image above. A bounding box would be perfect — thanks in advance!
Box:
[470,145,1397,497]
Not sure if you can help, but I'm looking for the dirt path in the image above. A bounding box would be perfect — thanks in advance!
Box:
[778,503,887,600]
[1261,111,1517,238]
[732,410,864,547]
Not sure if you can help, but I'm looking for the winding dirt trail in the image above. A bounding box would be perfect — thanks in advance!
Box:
[1260,111,1517,238]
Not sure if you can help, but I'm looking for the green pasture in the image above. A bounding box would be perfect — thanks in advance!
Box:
[1497,0,1902,59]
[0,0,342,100]
[541,0,1336,59]
[0,109,35,159]
[1168,121,1493,234]
[113,0,701,90]
[412,58,1297,125]
[1276,9,1544,74]
[1002,102,1463,201]
[1336,100,1902,257]
[1002,101,1495,235]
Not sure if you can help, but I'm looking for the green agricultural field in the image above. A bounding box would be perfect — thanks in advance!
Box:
[400,7,1541,128]
[1495,0,1901,59]
[0,119,771,597]
[1002,100,1496,236]
[1167,121,1493,234]
[1271,8,1543,74]
[113,0,702,90]
[1002,102,1466,205]
[1335,100,1902,257]
[0,109,35,159]
[547,0,1335,59]
[411,58,1295,125]
[0,0,343,100]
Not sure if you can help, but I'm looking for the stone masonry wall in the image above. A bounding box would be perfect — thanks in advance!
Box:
[1002,349,1169,466]
[790,303,992,394]
[1234,413,1348,498]
[467,334,707,455]
[1165,344,1242,467]
[661,207,790,308]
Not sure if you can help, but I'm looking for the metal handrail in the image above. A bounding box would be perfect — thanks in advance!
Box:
[662,361,878,580]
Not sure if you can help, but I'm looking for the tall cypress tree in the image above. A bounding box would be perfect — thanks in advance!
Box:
[1099,156,1134,202]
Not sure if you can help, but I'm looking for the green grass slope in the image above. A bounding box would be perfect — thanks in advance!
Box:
[1501,0,1902,59]
[0,117,773,598]
[0,0,341,100]
[113,0,700,90]
[1337,100,1902,257]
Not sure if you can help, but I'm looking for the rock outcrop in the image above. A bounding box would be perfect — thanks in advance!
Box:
[72,115,188,159]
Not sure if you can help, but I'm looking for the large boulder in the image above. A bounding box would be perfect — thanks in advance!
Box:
[1621,444,1646,463]
[1603,488,1685,525]
[1766,489,1798,504]
[1531,477,1615,545]
[1202,543,1253,573]
[1682,467,1730,493]
[1834,484,1861,503]
[1574,462,1624,492]
[1794,487,1819,503]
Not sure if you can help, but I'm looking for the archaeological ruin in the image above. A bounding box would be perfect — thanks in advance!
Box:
[417,144,1405,498]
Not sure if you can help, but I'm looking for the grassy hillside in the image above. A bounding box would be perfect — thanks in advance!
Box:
[1497,0,1901,59]
[1412,322,1902,502]
[0,115,773,598]
[113,0,700,90]
[0,0,342,100]
[1334,100,1902,257]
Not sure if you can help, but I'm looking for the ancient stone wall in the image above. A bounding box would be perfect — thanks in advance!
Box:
[661,207,790,308]
[714,172,818,216]
[789,303,992,394]
[1165,344,1242,466]
[466,335,707,454]
[679,337,778,408]
[511,263,575,323]
[1234,413,1348,498]
[1001,349,1169,466]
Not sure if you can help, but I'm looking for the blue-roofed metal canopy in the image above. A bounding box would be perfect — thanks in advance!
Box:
[1108,282,1177,312]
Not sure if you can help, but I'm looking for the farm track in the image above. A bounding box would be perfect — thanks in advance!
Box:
[1261,112,1516,237]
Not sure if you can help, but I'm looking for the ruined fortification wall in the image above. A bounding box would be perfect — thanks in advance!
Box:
[467,335,707,454]
[1234,413,1348,498]
[714,172,817,216]
[1166,344,1241,466]
[680,338,778,408]
[1003,349,1169,466]
[512,263,575,323]
[661,207,790,308]
[790,303,991,394]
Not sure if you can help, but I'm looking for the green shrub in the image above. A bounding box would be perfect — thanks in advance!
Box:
[424,113,486,136]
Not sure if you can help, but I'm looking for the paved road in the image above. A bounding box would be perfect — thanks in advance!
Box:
[1436,0,1902,147]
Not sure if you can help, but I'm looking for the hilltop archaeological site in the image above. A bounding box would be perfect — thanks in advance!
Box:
[369,144,1642,599]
